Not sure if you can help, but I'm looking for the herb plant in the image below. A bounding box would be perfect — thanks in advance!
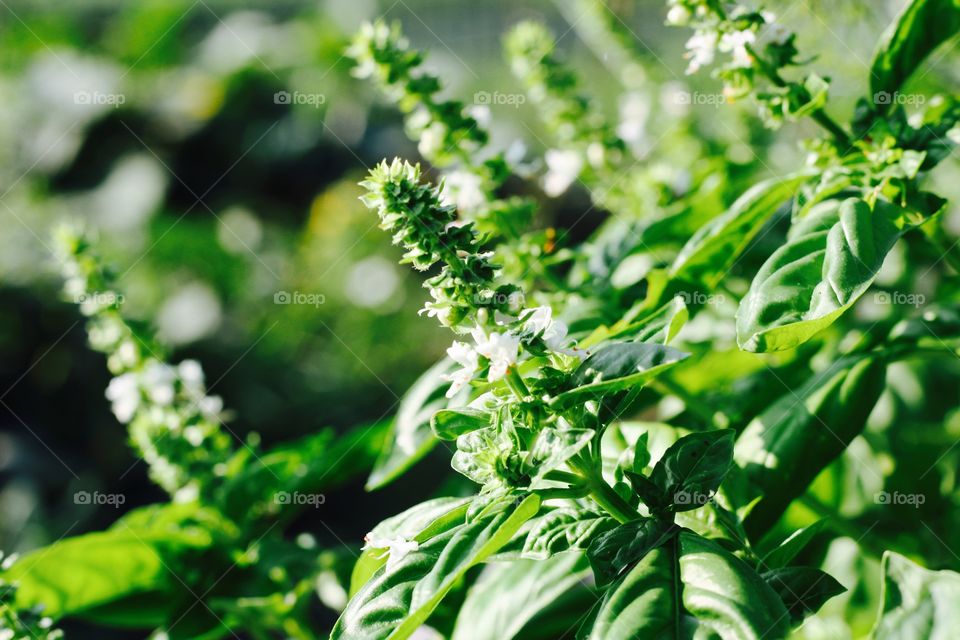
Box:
[3,1,960,639]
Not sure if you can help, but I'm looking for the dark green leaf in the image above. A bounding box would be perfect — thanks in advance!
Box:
[649,430,735,513]
[587,518,676,586]
[759,520,827,570]
[521,508,616,559]
[762,567,846,624]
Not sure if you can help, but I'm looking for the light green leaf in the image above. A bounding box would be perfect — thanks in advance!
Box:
[551,342,689,409]
[669,173,811,289]
[582,296,689,348]
[871,0,960,99]
[332,495,541,640]
[451,553,592,640]
[521,508,616,560]
[759,519,827,570]
[431,407,489,440]
[871,551,960,639]
[737,198,907,352]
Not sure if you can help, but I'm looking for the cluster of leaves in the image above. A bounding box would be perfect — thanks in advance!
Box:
[3,1,960,639]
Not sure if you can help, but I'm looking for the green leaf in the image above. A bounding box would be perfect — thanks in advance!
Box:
[368,357,466,490]
[551,342,689,409]
[648,430,735,513]
[759,519,827,570]
[451,553,592,640]
[589,532,790,639]
[735,356,887,538]
[332,495,541,640]
[870,0,960,100]
[872,551,960,639]
[431,407,489,440]
[669,173,811,289]
[521,508,616,560]
[581,296,689,348]
[762,567,846,624]
[737,198,908,352]
[5,505,221,620]
[349,497,472,597]
[587,518,676,586]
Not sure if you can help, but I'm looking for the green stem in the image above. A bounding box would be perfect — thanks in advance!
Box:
[505,366,530,401]
[569,456,639,523]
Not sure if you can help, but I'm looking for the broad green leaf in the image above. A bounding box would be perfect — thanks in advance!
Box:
[759,519,828,570]
[871,551,960,639]
[431,407,489,440]
[581,296,689,348]
[589,532,790,639]
[5,506,220,619]
[871,0,960,99]
[737,198,908,352]
[587,518,676,586]
[332,495,540,640]
[451,553,592,640]
[735,356,887,538]
[349,497,472,597]
[368,357,467,490]
[551,342,689,409]
[762,567,846,624]
[669,173,811,289]
[648,430,735,513]
[521,508,616,559]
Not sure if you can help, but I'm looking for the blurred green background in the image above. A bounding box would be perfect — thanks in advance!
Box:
[0,1,958,637]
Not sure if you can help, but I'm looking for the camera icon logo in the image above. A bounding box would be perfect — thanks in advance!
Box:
[74,490,91,504]
[274,491,291,504]
[473,91,492,105]
[274,291,291,304]
[274,91,292,105]
[873,91,891,105]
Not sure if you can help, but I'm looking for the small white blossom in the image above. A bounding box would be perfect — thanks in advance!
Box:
[364,535,420,570]
[542,149,583,197]
[442,170,486,211]
[142,361,176,405]
[105,372,140,423]
[719,29,756,68]
[685,30,718,74]
[666,4,692,26]
[521,306,586,358]
[471,327,520,381]
[443,340,479,398]
[418,121,446,159]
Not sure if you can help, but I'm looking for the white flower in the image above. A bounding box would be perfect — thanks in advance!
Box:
[418,121,446,159]
[521,306,586,358]
[758,16,791,48]
[542,149,584,197]
[141,361,176,405]
[666,4,692,26]
[442,170,486,211]
[471,327,520,381]
[618,91,650,149]
[198,395,224,419]
[443,341,479,398]
[719,29,756,68]
[685,30,718,74]
[178,359,205,387]
[106,373,140,423]
[364,535,420,570]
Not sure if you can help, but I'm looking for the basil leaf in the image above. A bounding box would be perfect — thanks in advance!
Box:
[759,520,827,570]
[872,551,960,639]
[332,495,540,640]
[431,407,489,440]
[669,173,811,289]
[451,553,592,640]
[521,508,616,560]
[368,357,467,490]
[551,342,689,409]
[648,430,735,513]
[871,0,960,100]
[589,532,791,639]
[736,357,887,538]
[587,518,676,586]
[762,567,846,624]
[582,296,689,348]
[737,198,907,352]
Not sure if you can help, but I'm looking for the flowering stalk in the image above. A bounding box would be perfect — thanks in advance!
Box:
[0,552,62,640]
[348,20,534,236]
[54,225,232,500]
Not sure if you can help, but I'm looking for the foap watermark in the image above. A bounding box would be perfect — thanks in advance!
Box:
[673,490,714,508]
[274,90,326,108]
[671,91,728,108]
[677,291,725,307]
[274,290,326,307]
[473,90,526,108]
[873,91,925,107]
[875,490,925,508]
[473,290,525,309]
[74,91,126,108]
[874,291,925,308]
[74,490,126,508]
[274,491,325,507]
[75,291,125,306]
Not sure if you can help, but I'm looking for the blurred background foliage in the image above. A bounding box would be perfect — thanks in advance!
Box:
[0,0,958,637]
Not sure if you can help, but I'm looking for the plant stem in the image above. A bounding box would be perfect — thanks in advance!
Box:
[568,456,639,523]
